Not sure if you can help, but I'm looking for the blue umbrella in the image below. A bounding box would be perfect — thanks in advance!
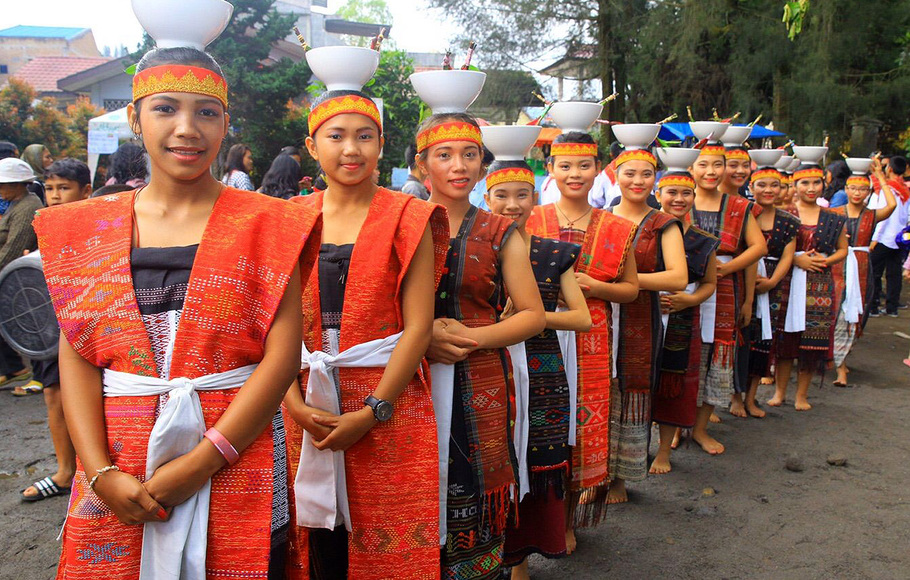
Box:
[657,123,785,142]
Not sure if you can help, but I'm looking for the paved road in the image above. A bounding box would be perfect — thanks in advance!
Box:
[2,305,909,579]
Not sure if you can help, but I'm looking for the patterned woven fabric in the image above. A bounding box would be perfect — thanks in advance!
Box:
[34,188,321,580]
[526,204,636,525]
[287,188,448,580]
[435,205,517,579]
[653,227,719,428]
[609,210,680,482]
[133,65,228,107]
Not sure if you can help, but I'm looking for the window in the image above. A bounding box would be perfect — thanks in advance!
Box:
[103,98,130,111]
[0,65,8,75]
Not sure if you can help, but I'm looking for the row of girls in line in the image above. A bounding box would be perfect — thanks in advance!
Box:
[35,40,899,580]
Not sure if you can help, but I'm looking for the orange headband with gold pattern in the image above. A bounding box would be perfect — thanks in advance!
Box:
[846,175,871,187]
[486,167,535,190]
[658,172,695,189]
[792,166,824,182]
[550,142,598,157]
[308,94,382,136]
[615,149,657,167]
[133,65,228,107]
[725,147,750,161]
[416,121,482,154]
[750,167,782,184]
[699,143,727,158]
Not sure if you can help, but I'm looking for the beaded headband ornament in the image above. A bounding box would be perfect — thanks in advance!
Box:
[724,146,750,162]
[780,174,791,185]
[792,166,824,182]
[308,94,382,136]
[416,121,483,153]
[699,143,727,158]
[658,172,695,189]
[486,166,535,190]
[615,148,657,167]
[846,175,871,187]
[133,65,228,107]
[550,142,598,157]
[750,167,782,184]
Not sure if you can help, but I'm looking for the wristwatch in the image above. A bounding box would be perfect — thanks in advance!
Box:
[364,395,394,422]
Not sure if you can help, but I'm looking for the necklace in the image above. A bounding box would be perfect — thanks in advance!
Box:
[555,202,592,229]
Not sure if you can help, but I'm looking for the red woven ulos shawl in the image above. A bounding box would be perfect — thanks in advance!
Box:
[285,188,448,580]
[525,204,636,491]
[34,188,321,580]
[831,206,876,329]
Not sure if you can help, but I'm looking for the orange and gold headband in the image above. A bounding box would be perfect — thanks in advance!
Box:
[133,65,228,108]
[550,142,598,157]
[615,149,657,167]
[750,167,782,184]
[725,147,750,161]
[699,143,727,158]
[416,121,482,154]
[658,172,695,189]
[308,94,382,136]
[780,174,790,185]
[486,167,535,190]
[846,175,871,187]
[792,166,824,182]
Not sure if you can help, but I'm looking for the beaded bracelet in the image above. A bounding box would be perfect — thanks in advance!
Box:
[89,465,120,490]
[204,428,240,466]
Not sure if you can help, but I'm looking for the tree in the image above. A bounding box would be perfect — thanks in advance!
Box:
[336,0,394,47]
[471,70,543,123]
[63,97,106,159]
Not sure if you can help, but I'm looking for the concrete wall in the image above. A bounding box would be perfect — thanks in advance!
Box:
[0,31,101,84]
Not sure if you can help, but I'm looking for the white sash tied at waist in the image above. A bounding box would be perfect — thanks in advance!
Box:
[755,258,773,340]
[661,283,698,340]
[102,364,259,580]
[785,252,808,332]
[699,255,734,343]
[506,342,530,501]
[295,332,402,532]
[555,329,578,446]
[610,304,620,378]
[429,363,454,546]
[842,246,870,324]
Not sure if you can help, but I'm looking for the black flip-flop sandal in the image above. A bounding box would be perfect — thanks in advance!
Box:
[21,476,70,502]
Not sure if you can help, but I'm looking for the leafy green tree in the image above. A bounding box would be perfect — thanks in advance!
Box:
[472,70,543,123]
[336,0,394,47]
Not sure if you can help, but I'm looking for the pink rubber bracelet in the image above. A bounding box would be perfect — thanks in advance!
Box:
[204,428,240,466]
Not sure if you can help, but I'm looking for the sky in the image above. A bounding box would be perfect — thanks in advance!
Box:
[0,0,454,54]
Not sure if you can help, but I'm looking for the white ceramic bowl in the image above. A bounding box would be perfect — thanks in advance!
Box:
[547,101,603,133]
[612,123,660,151]
[689,121,730,142]
[845,157,873,175]
[721,125,753,146]
[307,46,380,92]
[749,149,784,167]
[787,159,802,172]
[409,70,486,114]
[656,148,700,171]
[131,0,233,50]
[774,155,793,170]
[792,145,828,166]
[480,125,541,161]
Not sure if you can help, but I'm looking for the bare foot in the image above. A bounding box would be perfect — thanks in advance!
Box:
[565,528,577,555]
[670,428,682,449]
[745,400,766,418]
[709,412,722,424]
[511,559,531,580]
[649,451,672,475]
[760,376,774,385]
[692,430,725,455]
[607,479,628,504]
[729,398,747,418]
[767,392,785,407]
[794,398,812,411]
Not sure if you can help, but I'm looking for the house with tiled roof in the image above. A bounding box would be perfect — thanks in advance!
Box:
[0,25,101,85]
[12,56,111,105]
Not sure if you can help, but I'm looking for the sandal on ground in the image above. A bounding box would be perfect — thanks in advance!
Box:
[0,371,33,390]
[21,476,70,503]
[832,380,848,388]
[12,380,44,396]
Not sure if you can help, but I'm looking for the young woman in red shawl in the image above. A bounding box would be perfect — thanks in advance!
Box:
[770,163,847,411]
[650,169,719,474]
[831,158,895,387]
[525,131,639,549]
[283,87,449,579]
[688,141,767,454]
[481,148,591,580]
[36,46,321,579]
[605,144,687,503]
[417,112,545,580]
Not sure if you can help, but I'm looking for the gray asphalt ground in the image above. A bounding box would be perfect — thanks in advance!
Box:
[1,301,909,579]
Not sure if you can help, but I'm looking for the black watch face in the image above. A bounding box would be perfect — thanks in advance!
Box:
[375,401,394,421]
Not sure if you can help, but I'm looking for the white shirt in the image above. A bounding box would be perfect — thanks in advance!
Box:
[870,192,910,249]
